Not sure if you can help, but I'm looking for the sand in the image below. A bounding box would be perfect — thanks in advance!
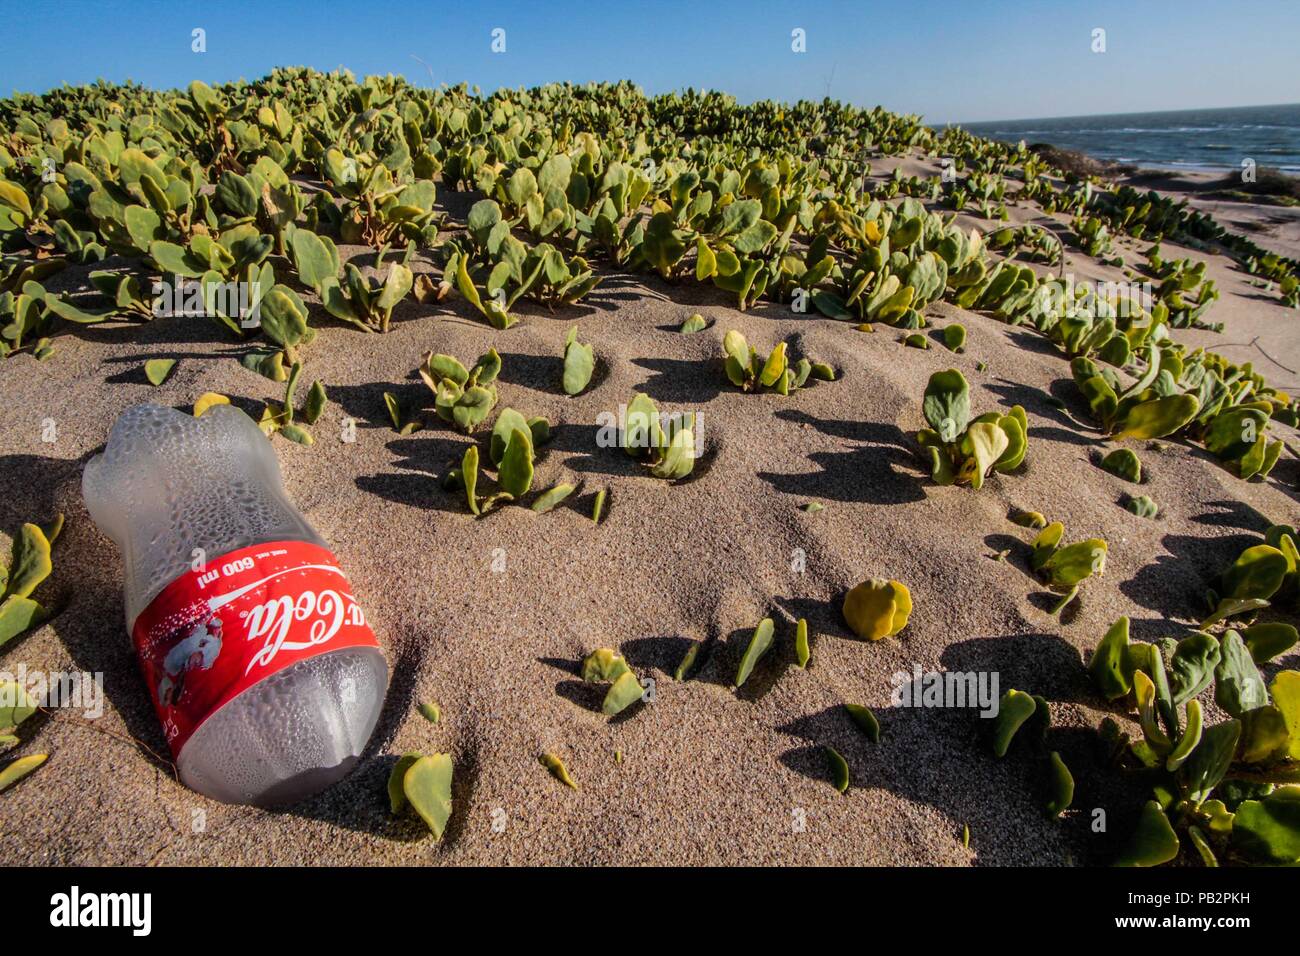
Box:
[2,154,1298,866]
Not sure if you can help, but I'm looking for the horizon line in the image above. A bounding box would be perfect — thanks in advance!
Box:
[947,100,1300,129]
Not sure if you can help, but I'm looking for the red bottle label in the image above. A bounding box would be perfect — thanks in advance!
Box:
[130,541,380,757]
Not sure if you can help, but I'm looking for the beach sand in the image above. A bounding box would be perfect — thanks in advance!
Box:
[2,154,1298,866]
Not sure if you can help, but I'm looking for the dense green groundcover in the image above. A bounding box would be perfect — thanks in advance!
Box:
[1,68,1298,863]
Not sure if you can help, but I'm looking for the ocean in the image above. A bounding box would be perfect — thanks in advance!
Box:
[955,103,1300,173]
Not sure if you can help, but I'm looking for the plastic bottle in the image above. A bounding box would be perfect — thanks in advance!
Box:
[83,403,387,805]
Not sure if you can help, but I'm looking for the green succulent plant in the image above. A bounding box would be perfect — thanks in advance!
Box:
[446,406,551,516]
[618,392,697,481]
[291,228,412,333]
[721,329,830,395]
[561,325,594,395]
[1028,521,1107,613]
[842,578,912,640]
[387,752,453,839]
[916,369,1027,489]
[1201,529,1298,627]
[417,348,501,433]
[254,360,325,445]
[579,648,644,717]
[1088,616,1300,866]
[0,516,60,650]
[1100,447,1142,483]
[1071,348,1201,441]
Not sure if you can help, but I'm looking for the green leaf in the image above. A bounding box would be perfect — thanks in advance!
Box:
[0,596,47,649]
[1168,631,1220,705]
[4,523,52,600]
[957,421,1008,489]
[842,578,912,640]
[489,408,530,466]
[1232,788,1300,864]
[758,343,788,388]
[923,369,971,441]
[1243,622,1299,664]
[123,203,162,251]
[290,228,339,293]
[387,753,420,814]
[452,386,496,433]
[580,648,630,683]
[1030,521,1064,570]
[1044,751,1074,817]
[149,240,203,278]
[0,679,38,730]
[144,358,176,386]
[1165,699,1203,771]
[1100,447,1141,482]
[257,286,311,350]
[649,423,696,480]
[540,752,578,789]
[623,392,662,456]
[680,313,708,333]
[303,381,327,425]
[992,689,1037,757]
[825,746,850,794]
[1115,801,1180,866]
[1089,617,1134,700]
[280,423,313,446]
[1115,394,1199,440]
[734,618,775,688]
[1125,495,1159,519]
[240,349,288,382]
[562,329,595,395]
[0,753,47,793]
[1274,670,1300,760]
[462,446,481,516]
[844,703,880,742]
[382,392,402,431]
[992,410,1027,472]
[531,482,576,514]
[1223,545,1288,601]
[423,352,470,387]
[1040,539,1106,590]
[673,643,702,681]
[44,294,112,324]
[1178,718,1240,805]
[402,753,453,839]
[795,618,811,668]
[810,362,836,382]
[1215,630,1268,717]
[498,428,535,499]
[942,323,966,352]
[602,671,644,716]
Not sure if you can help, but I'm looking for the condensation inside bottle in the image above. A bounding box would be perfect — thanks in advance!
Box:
[83,404,387,806]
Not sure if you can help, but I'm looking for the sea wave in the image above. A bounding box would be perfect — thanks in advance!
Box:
[955,104,1300,172]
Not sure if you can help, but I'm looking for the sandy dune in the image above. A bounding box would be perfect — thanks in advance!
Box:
[2,154,1297,865]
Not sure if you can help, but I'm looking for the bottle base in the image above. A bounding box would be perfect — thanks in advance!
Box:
[175,646,388,806]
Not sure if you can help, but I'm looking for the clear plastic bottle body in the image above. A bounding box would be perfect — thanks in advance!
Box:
[83,403,387,806]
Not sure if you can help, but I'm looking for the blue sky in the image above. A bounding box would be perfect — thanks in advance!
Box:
[3,0,1298,123]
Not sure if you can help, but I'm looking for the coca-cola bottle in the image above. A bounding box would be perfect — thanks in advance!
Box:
[83,403,388,805]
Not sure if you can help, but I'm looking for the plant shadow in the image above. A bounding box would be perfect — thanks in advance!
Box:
[777,631,1139,864]
[1119,531,1258,622]
[757,408,925,505]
